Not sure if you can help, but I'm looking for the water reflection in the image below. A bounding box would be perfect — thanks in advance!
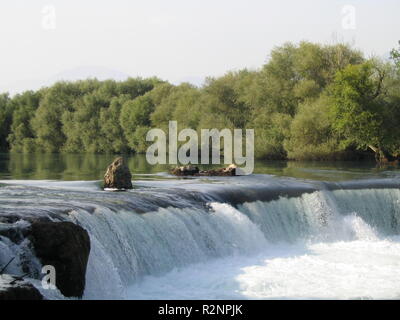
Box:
[0,153,396,182]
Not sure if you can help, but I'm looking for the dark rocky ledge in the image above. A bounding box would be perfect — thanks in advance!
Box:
[1,219,91,299]
[0,275,43,300]
[27,221,91,298]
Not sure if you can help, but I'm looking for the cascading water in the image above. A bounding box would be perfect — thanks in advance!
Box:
[237,188,400,243]
[73,187,400,299]
[70,202,269,299]
[1,177,400,299]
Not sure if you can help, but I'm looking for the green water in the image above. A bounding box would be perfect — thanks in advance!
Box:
[0,153,396,182]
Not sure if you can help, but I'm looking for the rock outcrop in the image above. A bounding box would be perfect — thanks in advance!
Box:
[28,221,91,298]
[0,275,43,300]
[170,165,200,176]
[201,164,237,176]
[171,164,238,176]
[104,157,133,190]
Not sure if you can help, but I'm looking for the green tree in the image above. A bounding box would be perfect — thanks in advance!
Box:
[117,77,163,99]
[31,82,83,152]
[390,41,400,73]
[7,91,41,152]
[253,112,292,159]
[120,95,155,151]
[0,41,388,163]
[255,42,363,117]
[99,95,131,153]
[62,90,110,153]
[130,126,153,153]
[201,71,253,129]
[329,61,400,162]
[0,93,11,152]
[284,95,342,160]
[60,78,159,153]
[150,83,201,132]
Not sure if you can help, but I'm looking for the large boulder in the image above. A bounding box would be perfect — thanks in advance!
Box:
[104,157,133,190]
[0,275,43,300]
[28,221,90,298]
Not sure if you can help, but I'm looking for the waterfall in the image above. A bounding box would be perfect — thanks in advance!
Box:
[65,188,400,299]
[237,189,400,243]
[1,180,400,299]
[70,202,268,299]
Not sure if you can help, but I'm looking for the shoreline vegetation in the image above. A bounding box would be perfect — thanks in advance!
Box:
[0,41,399,163]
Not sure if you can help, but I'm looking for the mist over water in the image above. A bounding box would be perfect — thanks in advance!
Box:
[1,156,400,300]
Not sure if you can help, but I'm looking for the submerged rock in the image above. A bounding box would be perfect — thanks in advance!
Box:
[28,221,90,298]
[0,275,43,300]
[104,157,133,190]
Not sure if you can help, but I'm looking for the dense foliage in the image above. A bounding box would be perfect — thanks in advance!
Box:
[0,41,399,161]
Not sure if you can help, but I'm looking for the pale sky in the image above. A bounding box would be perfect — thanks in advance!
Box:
[0,0,399,94]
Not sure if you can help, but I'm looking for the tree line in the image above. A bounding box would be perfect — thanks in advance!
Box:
[0,41,399,162]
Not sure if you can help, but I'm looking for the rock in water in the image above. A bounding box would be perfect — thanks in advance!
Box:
[170,164,238,176]
[28,221,91,298]
[170,165,200,176]
[104,157,133,190]
[0,275,43,300]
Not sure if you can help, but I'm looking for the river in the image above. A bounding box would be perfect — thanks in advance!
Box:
[0,153,399,299]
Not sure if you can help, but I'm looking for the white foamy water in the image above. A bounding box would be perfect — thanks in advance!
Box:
[1,178,400,300]
[126,238,400,300]
[71,189,400,300]
[77,191,400,300]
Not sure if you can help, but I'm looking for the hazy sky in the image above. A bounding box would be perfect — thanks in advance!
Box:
[0,0,399,94]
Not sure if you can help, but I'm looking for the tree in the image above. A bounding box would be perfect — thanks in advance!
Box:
[117,77,163,99]
[253,112,292,159]
[150,84,189,131]
[31,82,83,152]
[201,71,254,129]
[62,90,110,153]
[7,91,41,152]
[329,61,400,162]
[284,95,341,160]
[129,126,153,153]
[99,95,131,153]
[256,42,364,116]
[150,83,202,133]
[59,78,159,153]
[0,93,11,152]
[390,41,400,73]
[0,41,392,162]
[120,95,155,151]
